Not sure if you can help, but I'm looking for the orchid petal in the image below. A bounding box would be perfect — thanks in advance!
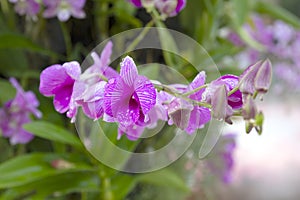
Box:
[53,87,73,113]
[81,100,104,120]
[134,76,156,115]
[63,61,81,80]
[120,56,138,87]
[10,129,34,145]
[189,71,206,100]
[100,41,113,68]
[39,64,73,96]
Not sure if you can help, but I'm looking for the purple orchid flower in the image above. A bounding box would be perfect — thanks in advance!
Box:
[43,0,86,22]
[39,61,81,115]
[154,72,211,134]
[0,78,41,145]
[185,72,211,134]
[214,75,243,110]
[127,0,186,17]
[155,85,193,130]
[104,56,156,139]
[10,77,42,118]
[9,0,40,19]
[155,0,186,17]
[68,41,118,122]
[118,123,145,140]
[202,74,242,123]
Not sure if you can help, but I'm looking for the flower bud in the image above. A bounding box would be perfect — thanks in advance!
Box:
[255,111,264,135]
[242,96,257,120]
[254,59,272,94]
[211,85,228,120]
[168,98,193,130]
[239,59,272,96]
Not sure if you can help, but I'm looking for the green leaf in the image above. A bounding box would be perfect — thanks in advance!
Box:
[0,171,99,200]
[0,153,94,189]
[23,121,83,149]
[136,169,190,192]
[232,0,250,26]
[255,1,300,28]
[154,20,178,67]
[0,33,60,58]
[0,79,15,104]
[0,49,29,77]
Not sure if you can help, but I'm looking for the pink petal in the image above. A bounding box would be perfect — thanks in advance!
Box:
[128,0,142,8]
[189,71,206,100]
[43,8,57,18]
[81,100,104,120]
[53,87,73,113]
[71,9,85,19]
[57,9,71,22]
[134,76,156,114]
[116,101,133,127]
[104,77,132,118]
[43,0,59,7]
[39,64,72,96]
[68,0,86,8]
[120,56,138,87]
[10,129,34,145]
[118,124,144,141]
[100,41,113,68]
[104,78,121,117]
[82,82,106,102]
[63,61,81,80]
[186,106,211,134]
[9,77,23,92]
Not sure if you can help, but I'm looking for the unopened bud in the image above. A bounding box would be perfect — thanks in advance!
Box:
[168,98,192,130]
[255,111,264,135]
[155,0,177,17]
[51,159,74,169]
[211,85,228,120]
[242,96,257,120]
[254,59,272,94]
[239,59,272,97]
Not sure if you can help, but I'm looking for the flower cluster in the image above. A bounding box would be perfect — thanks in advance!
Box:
[226,14,300,94]
[0,78,42,145]
[128,0,186,18]
[9,0,40,19]
[39,41,272,140]
[8,0,86,21]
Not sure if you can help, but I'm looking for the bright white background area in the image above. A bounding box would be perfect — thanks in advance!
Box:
[223,96,300,200]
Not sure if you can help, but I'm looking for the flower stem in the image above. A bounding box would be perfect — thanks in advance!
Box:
[126,20,154,53]
[99,170,113,200]
[182,84,208,97]
[153,82,212,108]
[227,85,239,96]
[59,22,72,59]
[0,0,15,30]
